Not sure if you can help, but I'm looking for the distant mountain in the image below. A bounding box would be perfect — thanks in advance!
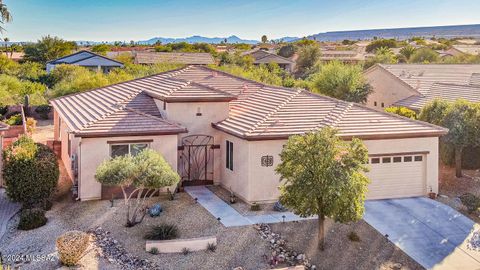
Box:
[306,24,480,42]
[138,35,260,45]
[273,36,299,43]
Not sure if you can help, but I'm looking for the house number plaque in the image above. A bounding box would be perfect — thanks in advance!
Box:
[261,155,274,167]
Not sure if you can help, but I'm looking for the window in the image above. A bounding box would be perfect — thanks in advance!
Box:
[404,156,413,162]
[381,102,385,108]
[382,157,391,163]
[374,101,377,106]
[226,140,233,170]
[393,156,402,163]
[414,155,423,162]
[67,134,71,156]
[110,143,149,158]
[371,158,380,164]
[58,117,62,140]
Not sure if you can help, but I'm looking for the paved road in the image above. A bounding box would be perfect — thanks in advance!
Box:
[364,197,480,270]
[184,186,315,227]
[0,189,21,241]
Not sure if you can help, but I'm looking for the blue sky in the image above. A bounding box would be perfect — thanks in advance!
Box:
[4,0,480,42]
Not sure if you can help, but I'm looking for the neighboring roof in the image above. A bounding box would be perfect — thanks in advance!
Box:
[0,121,8,131]
[395,83,480,110]
[452,45,480,55]
[245,50,294,65]
[52,65,447,140]
[134,52,214,65]
[320,50,365,61]
[47,50,124,67]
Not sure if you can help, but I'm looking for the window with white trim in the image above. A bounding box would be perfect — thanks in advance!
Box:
[226,140,233,171]
[110,143,149,158]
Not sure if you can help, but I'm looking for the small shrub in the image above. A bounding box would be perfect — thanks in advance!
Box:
[26,117,36,134]
[5,113,22,125]
[207,242,217,252]
[250,202,261,211]
[34,105,52,119]
[0,105,7,117]
[460,193,480,213]
[144,224,178,240]
[149,247,159,255]
[182,247,190,255]
[348,231,361,242]
[56,230,90,267]
[18,208,47,230]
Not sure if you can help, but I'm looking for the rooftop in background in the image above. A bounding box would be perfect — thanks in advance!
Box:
[245,50,294,65]
[134,52,215,65]
[51,65,446,140]
[0,122,8,131]
[452,44,480,55]
[47,50,124,67]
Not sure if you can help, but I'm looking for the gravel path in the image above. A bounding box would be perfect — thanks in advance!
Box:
[0,189,21,243]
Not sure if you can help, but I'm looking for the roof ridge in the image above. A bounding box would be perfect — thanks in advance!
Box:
[245,88,302,135]
[316,102,353,129]
[122,106,186,129]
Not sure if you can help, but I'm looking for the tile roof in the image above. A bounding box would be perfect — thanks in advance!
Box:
[52,65,447,140]
[395,83,480,110]
[452,45,480,55]
[48,50,124,67]
[246,50,294,65]
[0,121,8,131]
[134,52,214,65]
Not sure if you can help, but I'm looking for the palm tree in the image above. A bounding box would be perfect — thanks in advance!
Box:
[0,0,12,33]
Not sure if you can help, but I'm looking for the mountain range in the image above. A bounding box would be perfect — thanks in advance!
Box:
[138,35,261,45]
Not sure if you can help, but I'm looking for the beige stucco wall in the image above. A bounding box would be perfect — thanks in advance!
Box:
[365,67,418,110]
[78,134,179,201]
[220,134,440,204]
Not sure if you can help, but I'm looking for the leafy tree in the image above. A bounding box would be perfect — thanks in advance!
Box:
[91,44,111,55]
[409,47,439,63]
[0,74,47,106]
[278,44,295,58]
[95,149,180,227]
[384,106,417,119]
[0,0,12,33]
[295,44,321,78]
[365,39,397,53]
[312,61,373,103]
[261,35,268,44]
[365,47,398,68]
[341,39,356,45]
[399,45,416,61]
[276,128,369,250]
[23,35,77,63]
[3,136,59,208]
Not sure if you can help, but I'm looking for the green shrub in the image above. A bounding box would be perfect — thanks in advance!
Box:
[34,105,52,119]
[207,242,217,252]
[385,106,417,119]
[439,143,480,169]
[18,208,47,230]
[347,231,360,242]
[250,202,261,211]
[149,247,159,255]
[5,113,22,125]
[182,247,190,255]
[0,105,7,116]
[56,231,90,267]
[3,136,59,207]
[144,224,178,240]
[460,193,480,213]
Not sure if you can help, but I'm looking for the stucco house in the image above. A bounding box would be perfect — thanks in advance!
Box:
[364,64,480,111]
[0,122,8,187]
[46,50,124,73]
[244,50,295,72]
[51,65,446,203]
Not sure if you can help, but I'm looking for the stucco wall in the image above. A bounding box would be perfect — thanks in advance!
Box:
[365,67,417,109]
[78,134,179,201]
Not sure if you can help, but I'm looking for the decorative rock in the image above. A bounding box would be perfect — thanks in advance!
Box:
[148,203,163,217]
[273,201,288,212]
[392,262,402,269]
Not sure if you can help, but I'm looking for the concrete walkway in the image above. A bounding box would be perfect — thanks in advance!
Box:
[0,189,21,241]
[184,186,315,227]
[364,197,480,270]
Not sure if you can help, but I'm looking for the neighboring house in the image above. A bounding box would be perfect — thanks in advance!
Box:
[51,65,446,203]
[364,64,480,110]
[319,50,366,63]
[0,122,8,187]
[134,52,215,65]
[46,50,124,73]
[451,45,480,56]
[244,50,295,72]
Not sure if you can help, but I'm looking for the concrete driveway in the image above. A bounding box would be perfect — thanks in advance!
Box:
[364,197,480,270]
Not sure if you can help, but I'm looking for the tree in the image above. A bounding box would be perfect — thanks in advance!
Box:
[0,0,12,33]
[409,47,439,63]
[95,149,180,227]
[3,136,59,208]
[419,99,480,177]
[385,106,417,119]
[312,61,373,103]
[365,39,397,53]
[278,44,295,58]
[295,44,321,78]
[364,47,397,68]
[91,44,111,55]
[3,37,8,56]
[261,35,268,44]
[399,45,416,61]
[23,35,77,63]
[276,128,369,250]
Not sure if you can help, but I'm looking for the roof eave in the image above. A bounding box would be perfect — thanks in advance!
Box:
[73,128,188,138]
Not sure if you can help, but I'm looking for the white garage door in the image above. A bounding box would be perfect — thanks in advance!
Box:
[366,154,426,200]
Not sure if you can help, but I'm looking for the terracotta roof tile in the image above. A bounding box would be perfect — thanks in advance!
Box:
[134,52,214,65]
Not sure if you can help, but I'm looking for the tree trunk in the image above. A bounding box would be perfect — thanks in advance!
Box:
[317,214,325,250]
[455,146,463,178]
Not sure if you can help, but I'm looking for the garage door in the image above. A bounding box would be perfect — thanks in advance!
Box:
[366,154,426,200]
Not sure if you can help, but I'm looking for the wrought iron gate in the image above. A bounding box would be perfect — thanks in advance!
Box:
[179,135,215,185]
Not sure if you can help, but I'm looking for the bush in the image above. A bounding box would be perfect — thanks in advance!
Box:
[385,106,417,119]
[18,208,47,230]
[56,231,90,267]
[347,231,360,242]
[34,105,52,119]
[460,193,480,213]
[207,242,217,252]
[250,202,261,211]
[5,113,22,125]
[26,117,36,134]
[144,224,178,240]
[182,247,190,255]
[0,105,7,116]
[3,136,59,207]
[149,247,159,255]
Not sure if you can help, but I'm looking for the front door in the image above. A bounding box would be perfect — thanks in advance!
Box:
[178,135,216,186]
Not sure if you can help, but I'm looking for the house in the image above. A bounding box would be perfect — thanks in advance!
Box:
[46,50,124,73]
[364,64,480,110]
[451,45,480,56]
[0,122,8,187]
[134,52,215,65]
[244,50,295,72]
[319,50,366,63]
[50,65,446,203]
